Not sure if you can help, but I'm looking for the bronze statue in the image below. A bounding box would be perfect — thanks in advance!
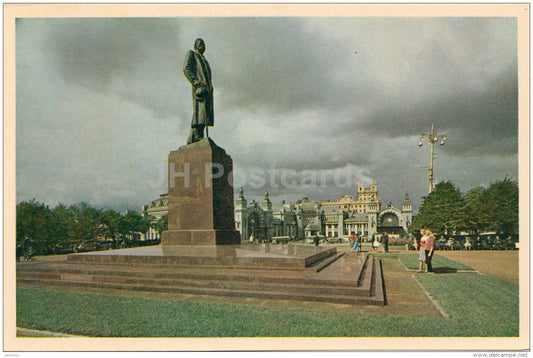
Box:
[183,38,214,144]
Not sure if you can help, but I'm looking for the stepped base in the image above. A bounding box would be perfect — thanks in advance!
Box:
[17,244,386,306]
[161,230,241,246]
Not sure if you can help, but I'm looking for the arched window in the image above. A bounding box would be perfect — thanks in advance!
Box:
[381,213,399,227]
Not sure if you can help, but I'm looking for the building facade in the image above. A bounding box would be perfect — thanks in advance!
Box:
[141,182,413,243]
[234,183,413,242]
[141,193,168,241]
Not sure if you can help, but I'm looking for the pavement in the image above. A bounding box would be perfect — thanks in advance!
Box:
[436,249,519,284]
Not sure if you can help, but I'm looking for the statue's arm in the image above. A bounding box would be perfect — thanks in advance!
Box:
[183,51,200,87]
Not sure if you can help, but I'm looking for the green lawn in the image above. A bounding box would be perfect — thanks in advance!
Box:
[17,262,518,337]
[416,273,518,336]
[375,252,474,271]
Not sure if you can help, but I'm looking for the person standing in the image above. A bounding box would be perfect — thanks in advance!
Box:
[412,237,418,251]
[418,230,427,272]
[372,236,380,251]
[383,233,389,253]
[424,229,436,273]
[183,38,214,144]
[352,233,361,253]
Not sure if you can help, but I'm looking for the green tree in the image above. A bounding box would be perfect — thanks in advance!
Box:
[155,214,168,236]
[457,186,489,235]
[69,202,102,245]
[481,178,519,237]
[99,209,122,247]
[118,211,152,241]
[16,199,53,255]
[50,203,77,250]
[411,181,464,236]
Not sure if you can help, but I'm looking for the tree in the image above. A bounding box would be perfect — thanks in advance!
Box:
[118,211,152,241]
[481,178,519,237]
[99,209,122,247]
[50,203,77,250]
[69,202,102,245]
[457,186,489,236]
[155,214,168,236]
[16,199,53,255]
[411,181,464,236]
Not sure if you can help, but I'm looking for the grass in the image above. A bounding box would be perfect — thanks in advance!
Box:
[374,252,474,271]
[416,273,519,336]
[17,268,518,337]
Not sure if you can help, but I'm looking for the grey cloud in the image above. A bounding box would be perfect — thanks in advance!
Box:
[40,18,183,119]
[16,16,519,213]
[189,18,352,115]
[360,64,518,156]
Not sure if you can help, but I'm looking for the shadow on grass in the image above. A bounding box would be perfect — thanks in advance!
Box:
[433,267,458,274]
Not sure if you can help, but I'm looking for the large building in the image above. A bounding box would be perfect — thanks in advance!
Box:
[141,182,413,243]
[141,193,168,241]
[235,183,413,242]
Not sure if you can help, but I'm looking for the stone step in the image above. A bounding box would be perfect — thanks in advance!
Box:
[17,277,385,306]
[17,252,385,306]
[64,245,338,270]
[18,270,367,297]
[17,259,361,288]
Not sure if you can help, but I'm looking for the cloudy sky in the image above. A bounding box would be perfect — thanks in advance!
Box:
[16,15,519,213]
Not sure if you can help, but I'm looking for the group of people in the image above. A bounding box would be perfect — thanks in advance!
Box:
[350,233,391,253]
[417,229,436,273]
[349,228,436,274]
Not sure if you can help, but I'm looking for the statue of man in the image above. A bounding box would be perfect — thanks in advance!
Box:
[183,38,214,144]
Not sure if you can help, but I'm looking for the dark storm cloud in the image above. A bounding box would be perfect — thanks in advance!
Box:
[16,16,519,212]
[43,18,183,118]
[178,17,356,116]
[361,64,518,156]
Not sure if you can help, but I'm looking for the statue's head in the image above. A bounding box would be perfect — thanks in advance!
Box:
[194,38,206,54]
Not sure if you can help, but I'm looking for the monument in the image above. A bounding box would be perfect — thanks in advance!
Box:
[161,38,240,246]
[183,38,214,145]
[17,39,385,307]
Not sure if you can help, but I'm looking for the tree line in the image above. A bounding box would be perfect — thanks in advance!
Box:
[16,200,168,256]
[409,177,519,243]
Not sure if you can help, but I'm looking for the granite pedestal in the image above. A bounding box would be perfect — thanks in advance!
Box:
[161,138,240,246]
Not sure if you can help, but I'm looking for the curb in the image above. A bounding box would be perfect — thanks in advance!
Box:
[411,275,450,319]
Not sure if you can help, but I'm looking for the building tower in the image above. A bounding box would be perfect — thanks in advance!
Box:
[235,188,248,240]
[261,192,274,240]
[402,192,413,229]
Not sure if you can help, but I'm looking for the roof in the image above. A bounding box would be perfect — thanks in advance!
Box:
[304,223,321,231]
[345,214,368,223]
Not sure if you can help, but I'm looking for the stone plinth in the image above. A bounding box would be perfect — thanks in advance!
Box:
[161,138,241,245]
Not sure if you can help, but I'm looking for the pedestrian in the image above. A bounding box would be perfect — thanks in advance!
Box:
[383,233,389,253]
[314,234,320,246]
[418,229,427,273]
[424,229,436,273]
[16,244,23,262]
[351,233,361,253]
[372,237,380,251]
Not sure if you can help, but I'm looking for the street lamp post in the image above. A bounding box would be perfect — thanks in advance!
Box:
[418,124,447,193]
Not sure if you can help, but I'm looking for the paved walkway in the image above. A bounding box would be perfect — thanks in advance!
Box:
[435,250,519,284]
